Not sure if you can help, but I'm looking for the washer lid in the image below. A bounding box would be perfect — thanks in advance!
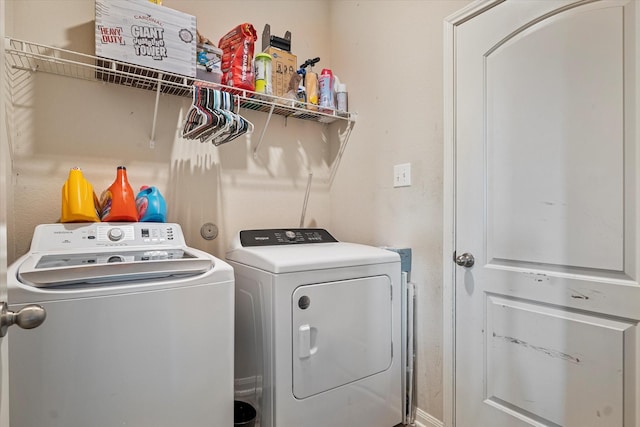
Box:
[17,248,213,287]
[226,241,399,273]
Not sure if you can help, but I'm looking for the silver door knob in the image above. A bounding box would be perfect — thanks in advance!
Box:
[455,252,475,268]
[0,302,46,337]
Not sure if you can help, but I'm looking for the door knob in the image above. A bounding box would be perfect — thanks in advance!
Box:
[455,252,475,268]
[0,302,46,337]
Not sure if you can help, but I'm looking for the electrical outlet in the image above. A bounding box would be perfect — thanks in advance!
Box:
[393,163,411,187]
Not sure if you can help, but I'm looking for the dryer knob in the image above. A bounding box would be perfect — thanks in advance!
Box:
[108,228,124,241]
[285,230,297,241]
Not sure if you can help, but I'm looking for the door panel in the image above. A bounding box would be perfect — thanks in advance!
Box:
[452,1,640,426]
[487,4,624,271]
[486,295,632,427]
[291,276,392,399]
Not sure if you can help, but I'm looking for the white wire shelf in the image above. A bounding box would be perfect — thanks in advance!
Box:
[4,37,355,125]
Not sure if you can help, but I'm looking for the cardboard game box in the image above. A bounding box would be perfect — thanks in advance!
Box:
[96,0,197,78]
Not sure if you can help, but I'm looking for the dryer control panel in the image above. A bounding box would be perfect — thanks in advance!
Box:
[239,228,338,247]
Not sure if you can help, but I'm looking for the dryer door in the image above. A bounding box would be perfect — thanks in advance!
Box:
[292,275,392,399]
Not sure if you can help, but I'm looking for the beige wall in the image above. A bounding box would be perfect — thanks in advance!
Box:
[4,0,469,423]
[328,1,469,420]
[6,0,334,261]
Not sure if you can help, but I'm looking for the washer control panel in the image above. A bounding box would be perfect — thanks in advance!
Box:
[30,223,183,252]
[239,228,338,247]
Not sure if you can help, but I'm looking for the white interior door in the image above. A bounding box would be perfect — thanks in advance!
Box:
[449,1,640,426]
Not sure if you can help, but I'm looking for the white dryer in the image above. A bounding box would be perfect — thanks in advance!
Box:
[226,228,402,427]
[7,223,234,427]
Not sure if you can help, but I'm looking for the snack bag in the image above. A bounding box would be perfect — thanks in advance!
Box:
[218,23,257,91]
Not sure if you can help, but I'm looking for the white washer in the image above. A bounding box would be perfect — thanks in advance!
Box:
[226,228,402,427]
[7,223,234,427]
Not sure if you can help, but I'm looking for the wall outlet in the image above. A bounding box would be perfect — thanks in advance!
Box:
[394,163,411,187]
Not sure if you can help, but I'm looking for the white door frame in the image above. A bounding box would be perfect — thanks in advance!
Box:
[442,1,506,426]
[0,0,10,424]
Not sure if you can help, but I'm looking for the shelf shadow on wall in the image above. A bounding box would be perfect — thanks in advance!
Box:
[215,109,347,188]
[167,154,225,256]
[65,20,96,57]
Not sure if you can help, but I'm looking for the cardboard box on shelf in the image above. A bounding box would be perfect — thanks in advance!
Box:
[265,47,297,98]
[95,0,196,78]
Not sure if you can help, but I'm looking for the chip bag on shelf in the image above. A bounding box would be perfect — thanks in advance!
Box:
[218,23,257,91]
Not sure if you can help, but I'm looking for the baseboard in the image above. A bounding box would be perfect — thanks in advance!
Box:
[413,408,444,427]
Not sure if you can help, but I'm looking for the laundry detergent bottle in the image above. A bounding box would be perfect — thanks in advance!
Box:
[135,186,167,222]
[100,166,138,222]
[61,167,100,223]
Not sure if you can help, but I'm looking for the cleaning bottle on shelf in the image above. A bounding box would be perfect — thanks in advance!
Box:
[305,70,319,111]
[60,167,100,223]
[300,57,320,111]
[318,68,335,113]
[100,166,138,222]
[135,186,167,223]
[293,63,309,108]
[335,75,348,113]
[254,52,273,95]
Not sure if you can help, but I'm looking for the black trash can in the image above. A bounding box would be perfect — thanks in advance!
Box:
[234,400,256,427]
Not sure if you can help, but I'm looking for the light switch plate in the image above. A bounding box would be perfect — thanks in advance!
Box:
[394,163,411,187]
